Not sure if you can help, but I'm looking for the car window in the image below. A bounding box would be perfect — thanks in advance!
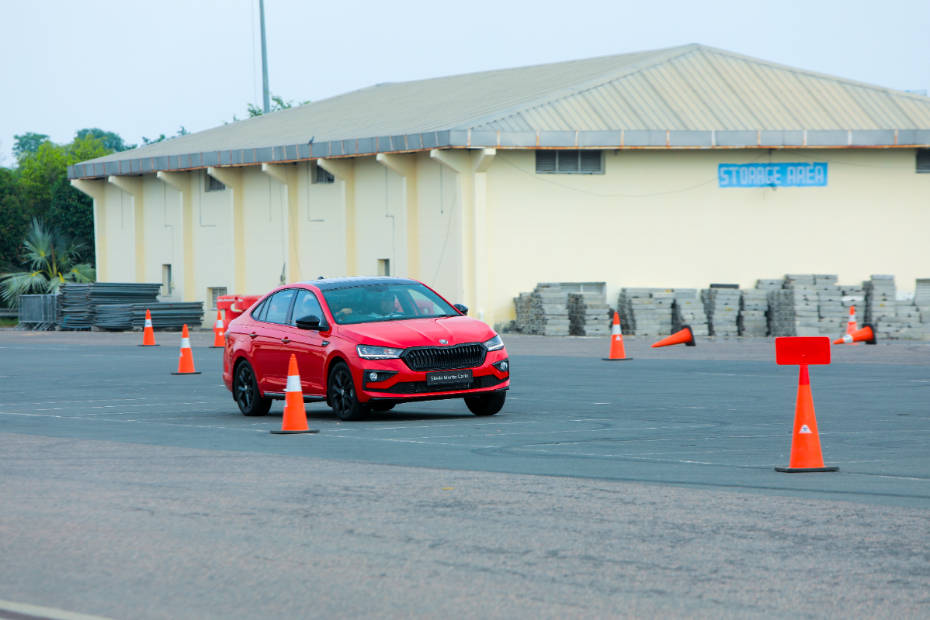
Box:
[322,282,457,325]
[263,289,297,324]
[250,298,268,321]
[290,289,324,326]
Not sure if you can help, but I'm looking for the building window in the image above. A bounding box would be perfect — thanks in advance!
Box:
[208,287,227,310]
[161,264,173,297]
[314,164,335,184]
[917,149,930,173]
[536,150,603,174]
[205,174,226,192]
[377,259,391,276]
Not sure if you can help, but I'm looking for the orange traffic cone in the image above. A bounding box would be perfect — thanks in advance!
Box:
[171,324,201,375]
[603,311,632,361]
[138,308,159,347]
[271,354,319,434]
[842,305,859,345]
[210,310,225,348]
[833,323,877,345]
[775,365,838,472]
[651,325,696,348]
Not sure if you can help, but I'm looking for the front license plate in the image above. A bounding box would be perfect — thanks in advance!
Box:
[426,369,473,387]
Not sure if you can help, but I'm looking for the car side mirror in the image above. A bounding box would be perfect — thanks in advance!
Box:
[453,304,468,315]
[295,314,326,330]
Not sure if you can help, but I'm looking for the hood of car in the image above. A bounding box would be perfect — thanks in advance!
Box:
[339,316,496,349]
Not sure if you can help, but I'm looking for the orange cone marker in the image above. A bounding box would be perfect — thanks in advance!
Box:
[775,365,838,472]
[271,354,318,434]
[602,311,632,361]
[210,310,225,348]
[138,308,159,347]
[651,325,695,348]
[834,323,877,345]
[171,324,201,375]
[843,305,859,345]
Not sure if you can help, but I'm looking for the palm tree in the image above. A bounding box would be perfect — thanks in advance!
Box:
[0,218,95,306]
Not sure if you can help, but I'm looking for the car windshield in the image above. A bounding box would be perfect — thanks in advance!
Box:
[322,282,459,325]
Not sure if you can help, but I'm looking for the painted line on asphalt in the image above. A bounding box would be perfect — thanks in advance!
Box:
[0,598,113,620]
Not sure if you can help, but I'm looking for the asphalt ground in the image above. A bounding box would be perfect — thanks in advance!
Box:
[1,329,928,618]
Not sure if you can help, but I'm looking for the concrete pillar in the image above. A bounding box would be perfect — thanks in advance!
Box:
[261,163,301,282]
[106,175,145,282]
[317,158,356,276]
[156,171,194,301]
[375,153,419,279]
[69,179,108,281]
[206,167,244,294]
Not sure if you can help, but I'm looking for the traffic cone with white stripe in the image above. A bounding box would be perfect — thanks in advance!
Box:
[138,308,159,346]
[843,305,859,345]
[775,365,838,472]
[834,323,877,345]
[602,311,632,361]
[210,310,225,348]
[271,354,318,434]
[651,325,696,348]
[171,324,201,375]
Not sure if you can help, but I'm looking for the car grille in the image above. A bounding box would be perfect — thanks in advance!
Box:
[402,344,486,371]
[377,374,506,394]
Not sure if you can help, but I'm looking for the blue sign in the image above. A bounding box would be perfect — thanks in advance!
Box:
[718,162,828,188]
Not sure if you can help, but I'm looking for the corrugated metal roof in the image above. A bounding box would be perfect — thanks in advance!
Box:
[70,43,930,178]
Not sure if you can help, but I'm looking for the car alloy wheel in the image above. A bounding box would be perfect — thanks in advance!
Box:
[328,362,369,421]
[234,361,271,416]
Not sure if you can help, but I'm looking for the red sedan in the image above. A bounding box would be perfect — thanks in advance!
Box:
[222,277,510,420]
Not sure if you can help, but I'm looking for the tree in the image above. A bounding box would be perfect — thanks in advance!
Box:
[0,218,95,307]
[142,126,189,145]
[75,128,134,152]
[0,168,28,271]
[13,132,50,162]
[231,95,308,122]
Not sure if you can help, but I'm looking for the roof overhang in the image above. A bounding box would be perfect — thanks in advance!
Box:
[67,128,930,180]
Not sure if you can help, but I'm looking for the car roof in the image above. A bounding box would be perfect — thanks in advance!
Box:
[302,276,419,291]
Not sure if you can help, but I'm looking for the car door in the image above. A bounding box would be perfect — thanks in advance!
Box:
[286,289,328,396]
[250,288,297,394]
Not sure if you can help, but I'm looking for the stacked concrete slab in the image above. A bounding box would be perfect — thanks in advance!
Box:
[916,279,930,329]
[513,283,570,336]
[617,288,674,336]
[565,282,610,337]
[739,289,769,336]
[863,275,930,339]
[671,289,709,336]
[702,286,740,336]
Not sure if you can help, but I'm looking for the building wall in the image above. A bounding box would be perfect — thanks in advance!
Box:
[484,148,930,327]
[88,147,929,328]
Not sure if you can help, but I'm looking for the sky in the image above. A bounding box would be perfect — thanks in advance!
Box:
[2,0,929,166]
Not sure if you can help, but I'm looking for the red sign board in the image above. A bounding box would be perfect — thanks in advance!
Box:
[775,337,831,365]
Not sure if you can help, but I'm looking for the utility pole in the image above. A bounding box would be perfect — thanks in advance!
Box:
[259,0,270,113]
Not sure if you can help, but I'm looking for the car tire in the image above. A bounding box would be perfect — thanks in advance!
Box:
[234,360,272,417]
[464,391,506,416]
[328,362,369,421]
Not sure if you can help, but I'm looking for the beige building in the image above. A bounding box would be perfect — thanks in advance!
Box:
[70,44,930,329]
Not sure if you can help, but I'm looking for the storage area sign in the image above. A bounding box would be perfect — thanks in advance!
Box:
[718,162,828,188]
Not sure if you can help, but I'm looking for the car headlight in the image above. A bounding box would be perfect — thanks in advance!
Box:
[483,334,504,351]
[356,344,404,359]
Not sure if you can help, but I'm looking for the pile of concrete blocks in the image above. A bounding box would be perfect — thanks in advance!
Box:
[512,283,570,336]
[864,275,897,325]
[862,275,926,339]
[739,289,769,336]
[812,274,850,336]
[617,288,674,336]
[565,282,610,337]
[702,285,741,336]
[916,279,930,328]
[671,289,709,336]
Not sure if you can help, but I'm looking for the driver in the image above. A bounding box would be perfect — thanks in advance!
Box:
[374,291,397,317]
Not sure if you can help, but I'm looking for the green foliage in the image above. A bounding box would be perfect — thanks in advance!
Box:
[13,132,50,161]
[142,126,190,146]
[233,95,308,122]
[0,218,95,306]
[75,128,135,152]
[0,167,28,271]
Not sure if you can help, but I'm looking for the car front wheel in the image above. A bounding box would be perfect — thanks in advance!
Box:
[464,391,506,416]
[234,360,272,416]
[328,362,369,421]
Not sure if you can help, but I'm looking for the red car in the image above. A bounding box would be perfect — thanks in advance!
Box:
[222,277,510,420]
